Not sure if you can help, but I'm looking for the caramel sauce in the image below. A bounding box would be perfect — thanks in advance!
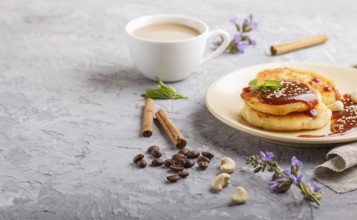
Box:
[330,94,357,134]
[311,77,322,84]
[243,87,252,93]
[298,94,357,138]
[241,81,318,116]
[323,86,333,92]
[309,77,341,100]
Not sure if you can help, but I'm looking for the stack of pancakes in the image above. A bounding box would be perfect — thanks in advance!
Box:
[240,67,340,131]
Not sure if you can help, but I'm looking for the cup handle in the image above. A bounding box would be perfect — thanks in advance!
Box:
[199,29,230,66]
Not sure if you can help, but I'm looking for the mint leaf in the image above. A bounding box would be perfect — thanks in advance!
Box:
[141,77,188,99]
[248,79,282,93]
[261,80,282,89]
[248,79,259,89]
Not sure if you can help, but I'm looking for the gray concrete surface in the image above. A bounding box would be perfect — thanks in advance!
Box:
[0,0,357,219]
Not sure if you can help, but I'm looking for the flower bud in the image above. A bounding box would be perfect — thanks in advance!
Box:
[254,167,262,173]
[291,166,298,175]
[278,181,292,193]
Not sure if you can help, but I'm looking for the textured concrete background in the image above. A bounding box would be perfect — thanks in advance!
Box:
[0,0,357,219]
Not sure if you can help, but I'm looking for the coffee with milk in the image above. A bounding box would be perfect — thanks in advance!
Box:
[132,23,201,41]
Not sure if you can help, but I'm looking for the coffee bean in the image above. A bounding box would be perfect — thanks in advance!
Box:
[172,153,186,160]
[198,161,209,169]
[170,164,184,172]
[197,156,210,163]
[136,159,147,168]
[133,154,144,163]
[177,171,189,178]
[164,159,175,167]
[151,158,164,167]
[184,159,195,168]
[187,150,200,159]
[174,157,186,167]
[167,174,180,183]
[178,148,190,156]
[147,145,159,153]
[201,151,214,159]
[151,148,162,158]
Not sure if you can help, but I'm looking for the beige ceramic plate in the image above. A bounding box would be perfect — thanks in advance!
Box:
[205,62,357,147]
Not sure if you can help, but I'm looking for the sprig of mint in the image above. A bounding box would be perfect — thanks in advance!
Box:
[141,77,188,99]
[248,79,282,93]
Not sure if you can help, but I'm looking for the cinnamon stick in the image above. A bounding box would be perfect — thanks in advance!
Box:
[270,34,328,56]
[155,108,186,149]
[142,98,154,137]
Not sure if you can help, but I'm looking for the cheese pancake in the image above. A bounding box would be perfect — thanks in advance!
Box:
[255,67,340,105]
[240,101,331,131]
[241,81,319,115]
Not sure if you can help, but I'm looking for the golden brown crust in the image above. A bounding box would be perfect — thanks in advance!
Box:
[240,101,332,131]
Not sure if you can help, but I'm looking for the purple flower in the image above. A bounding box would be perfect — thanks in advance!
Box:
[268,180,280,192]
[295,175,303,184]
[251,22,258,31]
[233,33,242,43]
[249,39,256,45]
[283,169,303,184]
[233,33,247,53]
[243,17,250,26]
[222,14,258,55]
[308,183,322,193]
[291,156,303,167]
[283,169,296,181]
[283,169,293,177]
[230,16,239,25]
[237,41,246,53]
[268,180,291,192]
[259,151,274,161]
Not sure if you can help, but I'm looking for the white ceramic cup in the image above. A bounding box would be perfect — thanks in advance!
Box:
[125,15,230,82]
